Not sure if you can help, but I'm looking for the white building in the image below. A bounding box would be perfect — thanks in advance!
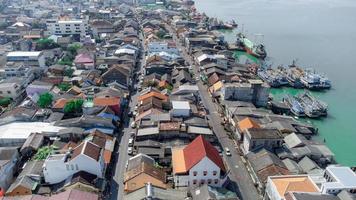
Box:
[6,51,46,68]
[0,122,65,147]
[3,62,35,85]
[242,128,283,154]
[46,19,89,38]
[265,175,320,200]
[43,140,104,184]
[0,81,24,100]
[321,166,356,195]
[172,136,226,187]
[196,54,228,69]
[148,42,179,55]
[172,101,191,117]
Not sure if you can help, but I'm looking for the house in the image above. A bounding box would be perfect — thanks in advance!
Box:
[172,101,190,117]
[74,53,95,69]
[55,171,102,193]
[148,42,179,55]
[246,148,289,187]
[43,140,105,184]
[86,130,116,168]
[26,81,54,97]
[20,132,44,157]
[190,184,239,200]
[236,117,261,139]
[265,175,320,200]
[321,166,356,195]
[124,160,167,193]
[285,192,342,200]
[6,51,46,68]
[221,80,270,107]
[90,20,114,37]
[124,183,187,200]
[3,189,99,199]
[242,128,283,154]
[172,135,226,187]
[6,160,44,196]
[138,91,168,102]
[0,147,19,192]
[93,96,121,115]
[101,65,130,87]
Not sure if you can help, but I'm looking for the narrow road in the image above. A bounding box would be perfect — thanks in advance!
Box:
[166,24,262,200]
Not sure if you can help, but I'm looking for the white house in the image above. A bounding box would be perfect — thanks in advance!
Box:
[196,54,227,69]
[0,147,19,192]
[242,128,283,154]
[172,101,191,117]
[148,42,179,55]
[43,140,105,184]
[6,51,46,68]
[46,19,89,38]
[321,166,356,195]
[172,136,226,187]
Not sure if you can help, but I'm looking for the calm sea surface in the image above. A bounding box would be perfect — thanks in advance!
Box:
[194,0,356,166]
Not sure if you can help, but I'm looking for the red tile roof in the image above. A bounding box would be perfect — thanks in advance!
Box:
[74,53,94,64]
[183,135,225,171]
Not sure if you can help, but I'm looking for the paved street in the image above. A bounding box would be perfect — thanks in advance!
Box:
[106,31,145,200]
[166,24,262,200]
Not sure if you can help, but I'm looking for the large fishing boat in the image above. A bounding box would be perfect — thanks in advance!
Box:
[236,33,267,59]
[283,95,305,117]
[300,69,332,90]
[297,92,328,118]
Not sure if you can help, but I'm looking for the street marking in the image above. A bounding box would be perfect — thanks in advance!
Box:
[235,165,239,168]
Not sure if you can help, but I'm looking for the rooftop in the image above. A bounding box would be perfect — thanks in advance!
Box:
[7,51,42,57]
[324,166,356,188]
[269,175,319,198]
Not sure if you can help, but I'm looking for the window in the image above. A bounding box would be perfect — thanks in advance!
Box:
[76,164,79,170]
[0,91,2,94]
[193,180,197,184]
[208,179,212,184]
[66,164,69,170]
[214,179,219,184]
[193,171,197,176]
[203,171,207,176]
[7,91,11,94]
[200,180,205,184]
[71,165,74,170]
[213,171,217,176]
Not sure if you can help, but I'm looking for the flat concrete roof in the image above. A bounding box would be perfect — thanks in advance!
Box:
[7,51,42,57]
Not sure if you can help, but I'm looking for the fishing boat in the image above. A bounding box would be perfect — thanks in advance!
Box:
[257,67,288,88]
[283,95,305,117]
[300,69,332,90]
[286,62,304,88]
[236,33,267,59]
[297,92,328,117]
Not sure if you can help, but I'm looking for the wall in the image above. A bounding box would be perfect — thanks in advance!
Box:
[188,157,222,187]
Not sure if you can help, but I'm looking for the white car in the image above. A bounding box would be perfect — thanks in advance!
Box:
[128,138,134,147]
[130,122,136,128]
[128,147,133,155]
[225,148,231,156]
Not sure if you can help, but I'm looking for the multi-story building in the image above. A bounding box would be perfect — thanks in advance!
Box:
[321,166,356,195]
[172,136,227,187]
[43,140,105,184]
[46,18,89,39]
[6,51,46,69]
[148,42,180,55]
[3,62,35,85]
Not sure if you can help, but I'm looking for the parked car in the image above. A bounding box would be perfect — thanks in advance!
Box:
[225,148,231,156]
[128,147,133,155]
[130,122,136,128]
[130,132,136,137]
[128,138,134,147]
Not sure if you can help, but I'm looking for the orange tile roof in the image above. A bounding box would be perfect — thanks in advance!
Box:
[135,108,163,122]
[172,147,186,174]
[271,176,319,198]
[103,150,112,164]
[53,98,69,109]
[138,91,168,102]
[238,117,260,130]
[93,97,120,106]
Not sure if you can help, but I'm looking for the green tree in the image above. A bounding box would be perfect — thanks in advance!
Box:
[67,44,82,56]
[36,38,59,50]
[37,92,53,108]
[156,29,166,39]
[58,83,72,92]
[34,146,54,160]
[64,67,74,77]
[0,97,11,107]
[64,99,84,114]
[57,55,73,66]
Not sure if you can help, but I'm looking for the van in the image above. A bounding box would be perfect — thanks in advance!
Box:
[128,138,134,146]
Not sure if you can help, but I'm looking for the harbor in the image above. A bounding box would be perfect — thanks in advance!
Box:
[194,0,356,166]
